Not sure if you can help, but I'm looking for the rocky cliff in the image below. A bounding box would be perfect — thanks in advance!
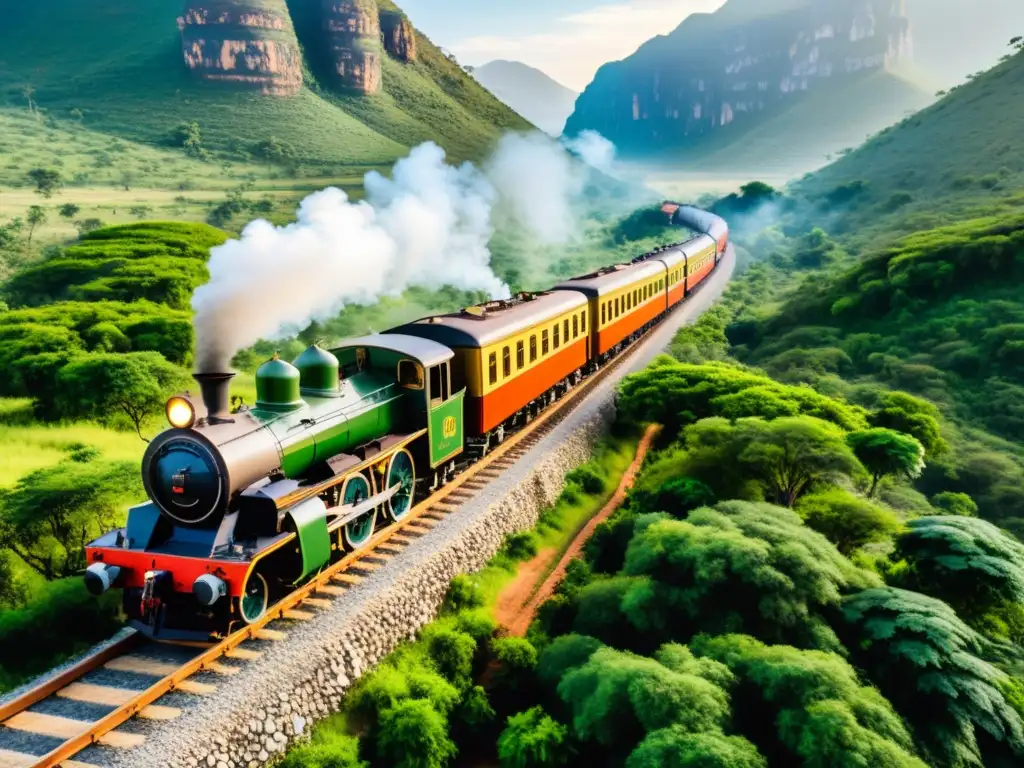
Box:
[178,0,303,96]
[321,0,383,94]
[380,10,417,63]
[564,0,915,155]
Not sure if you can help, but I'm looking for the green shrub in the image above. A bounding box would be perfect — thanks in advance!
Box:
[497,706,573,768]
[375,699,457,768]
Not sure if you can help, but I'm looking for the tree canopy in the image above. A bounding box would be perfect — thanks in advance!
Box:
[796,489,901,556]
[847,428,925,495]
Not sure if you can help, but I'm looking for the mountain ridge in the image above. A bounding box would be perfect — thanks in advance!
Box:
[472,59,578,136]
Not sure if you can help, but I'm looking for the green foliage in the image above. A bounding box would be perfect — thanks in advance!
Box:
[376,698,458,768]
[536,634,605,687]
[425,627,477,689]
[606,502,875,651]
[27,167,62,197]
[847,428,925,495]
[497,707,573,768]
[56,352,190,439]
[0,579,121,692]
[625,728,767,768]
[628,477,716,519]
[894,516,1024,620]
[565,465,604,495]
[617,358,868,439]
[277,723,367,768]
[58,203,81,219]
[841,588,1024,767]
[694,634,926,768]
[931,492,979,517]
[679,416,864,507]
[502,530,540,563]
[795,489,901,556]
[869,392,948,457]
[0,458,141,580]
[557,647,731,753]
[442,574,485,614]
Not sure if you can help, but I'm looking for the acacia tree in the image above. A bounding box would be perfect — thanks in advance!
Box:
[25,205,46,246]
[56,352,189,441]
[0,459,140,580]
[682,416,864,507]
[27,167,62,198]
[58,203,81,219]
[847,428,925,495]
[796,489,901,556]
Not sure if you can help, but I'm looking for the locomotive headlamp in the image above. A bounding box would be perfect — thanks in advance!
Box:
[166,396,196,429]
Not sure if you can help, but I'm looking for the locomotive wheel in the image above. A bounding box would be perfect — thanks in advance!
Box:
[342,474,376,551]
[240,572,270,625]
[385,448,416,522]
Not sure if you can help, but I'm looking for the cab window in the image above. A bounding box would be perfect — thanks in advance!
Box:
[397,360,424,390]
[430,362,450,404]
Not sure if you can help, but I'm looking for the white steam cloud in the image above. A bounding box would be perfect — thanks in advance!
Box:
[193,131,620,371]
[563,130,617,175]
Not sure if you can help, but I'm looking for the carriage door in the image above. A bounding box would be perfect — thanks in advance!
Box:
[427,361,464,468]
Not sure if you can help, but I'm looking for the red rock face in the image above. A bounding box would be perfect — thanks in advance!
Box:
[323,0,383,94]
[178,2,303,96]
[380,11,416,62]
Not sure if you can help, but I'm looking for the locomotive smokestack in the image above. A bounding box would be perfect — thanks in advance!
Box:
[193,372,235,424]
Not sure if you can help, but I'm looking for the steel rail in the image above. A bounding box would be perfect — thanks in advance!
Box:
[4,271,715,768]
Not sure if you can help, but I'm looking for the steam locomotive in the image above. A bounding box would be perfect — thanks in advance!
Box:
[84,203,729,641]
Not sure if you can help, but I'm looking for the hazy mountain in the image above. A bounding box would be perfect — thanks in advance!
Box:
[473,60,579,136]
[564,0,930,167]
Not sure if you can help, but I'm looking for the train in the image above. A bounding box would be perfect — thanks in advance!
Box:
[83,203,729,641]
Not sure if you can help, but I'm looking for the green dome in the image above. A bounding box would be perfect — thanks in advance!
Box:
[256,356,304,411]
[293,344,340,396]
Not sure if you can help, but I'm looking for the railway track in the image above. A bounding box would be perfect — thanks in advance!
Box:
[0,287,700,768]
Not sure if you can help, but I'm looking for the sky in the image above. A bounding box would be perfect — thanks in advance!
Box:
[398,0,727,91]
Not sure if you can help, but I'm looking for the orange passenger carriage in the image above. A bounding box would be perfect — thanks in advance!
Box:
[393,291,591,444]
[554,260,667,357]
[682,234,718,293]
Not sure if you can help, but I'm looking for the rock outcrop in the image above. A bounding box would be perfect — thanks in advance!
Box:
[565,0,915,154]
[380,10,417,62]
[178,0,303,96]
[322,0,383,94]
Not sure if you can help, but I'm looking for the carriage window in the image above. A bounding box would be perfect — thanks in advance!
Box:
[517,340,525,369]
[503,346,511,378]
[634,289,638,304]
[581,312,587,332]
[615,298,620,317]
[429,362,450,403]
[553,324,560,349]
[398,360,424,390]
[601,304,606,324]
[530,335,537,362]
[542,329,549,355]
[488,353,497,385]
[573,315,579,338]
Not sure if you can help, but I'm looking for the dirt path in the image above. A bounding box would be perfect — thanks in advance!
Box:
[494,423,662,637]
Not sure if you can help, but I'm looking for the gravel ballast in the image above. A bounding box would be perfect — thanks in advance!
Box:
[68,252,736,768]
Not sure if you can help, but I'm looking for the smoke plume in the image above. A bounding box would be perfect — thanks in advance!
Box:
[563,130,617,175]
[192,131,620,371]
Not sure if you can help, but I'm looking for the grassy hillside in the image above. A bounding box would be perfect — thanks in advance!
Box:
[792,48,1024,247]
[0,0,529,169]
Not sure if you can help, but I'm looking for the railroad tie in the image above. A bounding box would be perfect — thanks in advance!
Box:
[253,629,287,642]
[2,712,145,748]
[332,573,364,586]
[175,679,217,696]
[225,647,263,661]
[104,656,180,677]
[300,598,333,610]
[0,748,99,768]
[376,542,405,554]
[203,661,241,675]
[315,584,347,597]
[57,683,181,721]
[282,609,315,622]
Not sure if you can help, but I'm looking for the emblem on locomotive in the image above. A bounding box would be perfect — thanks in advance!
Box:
[82,204,728,641]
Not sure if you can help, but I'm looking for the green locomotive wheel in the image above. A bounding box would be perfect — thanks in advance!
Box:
[385,448,416,522]
[240,572,269,624]
[342,474,376,550]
